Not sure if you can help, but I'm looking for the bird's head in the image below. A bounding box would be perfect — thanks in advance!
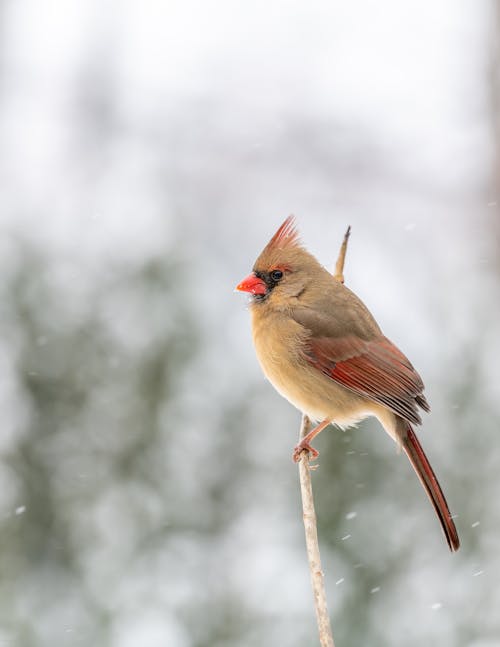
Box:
[236,216,324,305]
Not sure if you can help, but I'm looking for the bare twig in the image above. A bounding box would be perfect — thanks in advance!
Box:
[297,226,351,646]
[298,415,335,647]
[333,226,351,284]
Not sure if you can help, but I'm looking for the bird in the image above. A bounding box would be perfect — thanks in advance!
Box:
[236,216,460,552]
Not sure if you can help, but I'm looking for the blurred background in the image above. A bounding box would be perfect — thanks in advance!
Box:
[0,1,499,646]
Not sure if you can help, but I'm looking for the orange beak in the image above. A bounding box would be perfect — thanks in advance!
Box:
[236,272,267,295]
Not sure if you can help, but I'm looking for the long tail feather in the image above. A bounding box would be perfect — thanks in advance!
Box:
[401,423,460,552]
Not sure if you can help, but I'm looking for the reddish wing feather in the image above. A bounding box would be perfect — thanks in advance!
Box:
[304,335,428,424]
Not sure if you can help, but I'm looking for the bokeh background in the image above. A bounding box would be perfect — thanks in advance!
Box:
[0,1,499,646]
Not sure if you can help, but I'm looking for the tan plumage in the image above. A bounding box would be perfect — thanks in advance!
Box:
[237,216,459,552]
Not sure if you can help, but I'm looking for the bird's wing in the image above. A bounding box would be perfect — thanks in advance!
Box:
[293,308,429,424]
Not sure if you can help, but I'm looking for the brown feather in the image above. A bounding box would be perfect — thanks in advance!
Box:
[301,334,428,425]
[400,421,460,551]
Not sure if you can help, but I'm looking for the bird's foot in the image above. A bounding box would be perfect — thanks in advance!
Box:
[292,441,319,463]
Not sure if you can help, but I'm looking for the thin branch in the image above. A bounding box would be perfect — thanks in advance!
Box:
[297,226,351,646]
[298,415,335,647]
[333,226,351,284]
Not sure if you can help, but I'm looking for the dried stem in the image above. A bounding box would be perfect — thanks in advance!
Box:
[297,225,351,646]
[333,226,351,284]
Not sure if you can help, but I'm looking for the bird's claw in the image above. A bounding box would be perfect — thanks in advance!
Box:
[292,441,319,463]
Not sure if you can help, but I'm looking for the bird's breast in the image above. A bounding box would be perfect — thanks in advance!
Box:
[250,307,369,425]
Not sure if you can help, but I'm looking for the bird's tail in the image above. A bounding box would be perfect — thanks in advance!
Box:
[400,422,460,552]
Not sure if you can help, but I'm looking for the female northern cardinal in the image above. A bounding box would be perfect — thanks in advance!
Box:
[236,216,459,551]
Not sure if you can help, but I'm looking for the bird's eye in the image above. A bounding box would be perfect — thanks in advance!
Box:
[269,269,283,282]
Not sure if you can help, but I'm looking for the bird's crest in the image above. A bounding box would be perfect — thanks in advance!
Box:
[264,215,300,253]
[253,215,310,273]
